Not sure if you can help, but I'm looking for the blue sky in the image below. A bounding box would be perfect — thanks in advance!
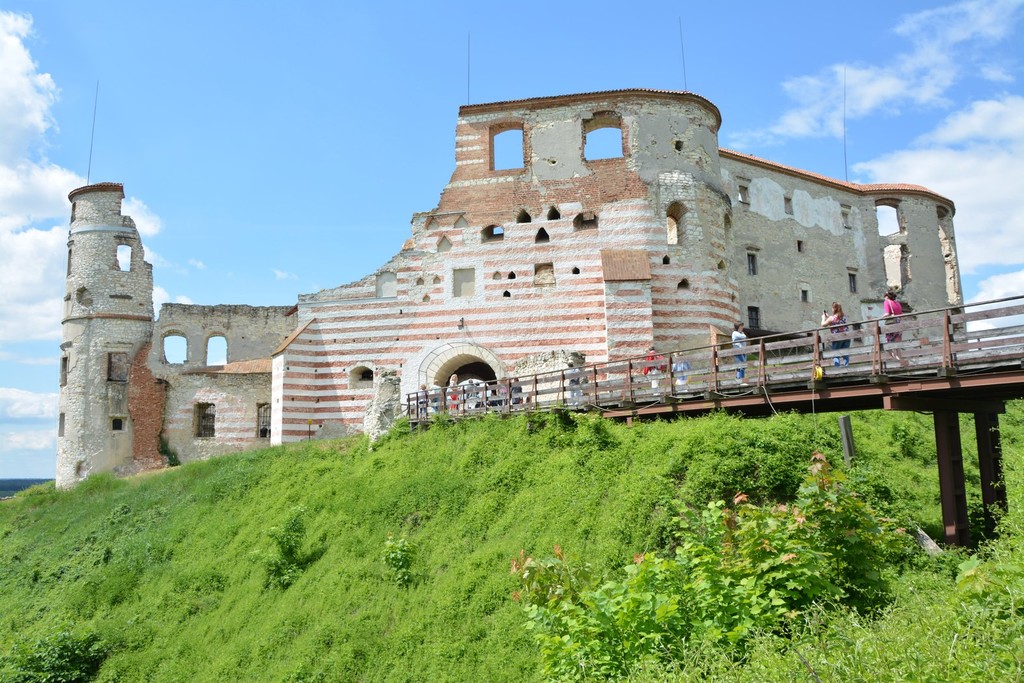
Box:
[2,0,1023,478]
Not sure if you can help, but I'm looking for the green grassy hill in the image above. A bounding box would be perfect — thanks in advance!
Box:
[1,408,1021,682]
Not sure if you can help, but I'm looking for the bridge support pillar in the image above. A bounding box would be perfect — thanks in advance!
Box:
[934,410,970,547]
[975,411,1008,538]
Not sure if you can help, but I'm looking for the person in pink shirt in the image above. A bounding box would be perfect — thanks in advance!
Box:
[883,291,904,359]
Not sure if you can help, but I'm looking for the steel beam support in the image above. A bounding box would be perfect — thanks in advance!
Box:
[934,410,970,546]
[975,411,1008,538]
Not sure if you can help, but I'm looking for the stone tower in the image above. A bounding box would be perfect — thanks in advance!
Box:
[56,183,154,489]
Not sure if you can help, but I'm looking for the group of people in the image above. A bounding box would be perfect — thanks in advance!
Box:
[415,374,526,418]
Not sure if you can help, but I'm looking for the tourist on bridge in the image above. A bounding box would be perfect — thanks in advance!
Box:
[823,302,851,367]
[883,291,904,360]
[732,323,748,384]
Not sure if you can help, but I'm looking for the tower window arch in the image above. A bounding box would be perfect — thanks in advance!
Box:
[573,212,598,231]
[547,206,561,220]
[516,209,532,224]
[116,244,132,271]
[666,202,685,245]
[491,123,525,171]
[482,225,505,242]
[350,366,375,386]
[535,227,550,243]
[163,334,188,364]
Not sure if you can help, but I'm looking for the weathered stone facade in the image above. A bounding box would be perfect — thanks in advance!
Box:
[56,89,962,487]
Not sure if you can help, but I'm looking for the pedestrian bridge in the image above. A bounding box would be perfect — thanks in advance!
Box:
[406,295,1024,547]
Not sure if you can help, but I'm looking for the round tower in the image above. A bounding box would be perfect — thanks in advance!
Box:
[57,183,154,488]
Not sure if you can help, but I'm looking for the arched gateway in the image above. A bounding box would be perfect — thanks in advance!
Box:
[419,342,504,388]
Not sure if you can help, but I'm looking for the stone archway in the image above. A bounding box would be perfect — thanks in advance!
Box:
[419,342,505,388]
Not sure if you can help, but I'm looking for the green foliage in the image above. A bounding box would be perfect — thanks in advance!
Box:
[381,534,414,588]
[157,435,180,468]
[514,453,903,679]
[264,506,320,589]
[0,628,109,683]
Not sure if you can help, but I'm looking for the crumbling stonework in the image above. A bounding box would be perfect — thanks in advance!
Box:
[57,89,963,486]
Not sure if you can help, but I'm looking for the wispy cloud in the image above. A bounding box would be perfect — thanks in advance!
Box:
[729,0,1024,148]
[0,387,57,419]
[153,286,194,309]
[273,269,297,281]
[0,429,55,452]
[188,258,206,270]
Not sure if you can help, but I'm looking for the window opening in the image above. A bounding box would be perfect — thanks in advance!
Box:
[797,240,804,253]
[163,335,188,364]
[876,203,899,235]
[422,294,430,303]
[351,367,374,384]
[503,290,511,298]
[507,272,516,280]
[257,403,271,438]
[534,263,556,287]
[841,205,854,230]
[848,272,858,293]
[492,271,502,280]
[376,272,397,297]
[717,260,726,270]
[492,126,525,170]
[206,335,227,365]
[112,418,124,431]
[535,228,550,243]
[66,248,72,276]
[662,255,670,265]
[747,253,758,276]
[116,244,132,271]
[747,306,761,330]
[737,180,750,205]
[415,276,425,286]
[584,113,624,160]
[547,206,561,220]
[573,212,598,230]
[666,202,684,245]
[58,413,65,437]
[674,140,684,152]
[453,268,475,297]
[432,275,441,284]
[454,216,469,229]
[107,352,129,382]
[571,267,580,275]
[70,202,77,223]
[482,225,505,242]
[678,279,690,290]
[801,289,809,302]
[194,403,216,438]
[784,196,794,215]
[516,209,531,224]
[437,236,452,253]
[60,356,68,387]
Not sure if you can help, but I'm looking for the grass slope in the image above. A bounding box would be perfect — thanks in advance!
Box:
[0,408,1018,681]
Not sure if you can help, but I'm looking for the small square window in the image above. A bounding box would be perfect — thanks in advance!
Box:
[848,273,858,293]
[801,289,809,302]
[112,418,124,431]
[747,253,758,276]
[534,263,555,287]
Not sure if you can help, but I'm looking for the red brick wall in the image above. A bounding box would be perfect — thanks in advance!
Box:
[128,342,167,470]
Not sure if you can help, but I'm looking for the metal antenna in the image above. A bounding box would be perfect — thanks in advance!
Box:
[843,67,849,182]
[87,81,99,184]
[678,17,688,91]
[467,33,471,104]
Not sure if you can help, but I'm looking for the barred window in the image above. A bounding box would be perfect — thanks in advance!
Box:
[257,403,271,439]
[194,403,216,438]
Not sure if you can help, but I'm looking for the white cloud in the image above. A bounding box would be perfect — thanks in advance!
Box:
[188,258,206,270]
[0,387,57,419]
[0,11,57,162]
[152,286,193,310]
[122,196,162,237]
[730,0,1024,147]
[970,270,1024,303]
[0,429,55,452]
[854,94,1024,274]
[273,269,298,280]
[0,223,66,341]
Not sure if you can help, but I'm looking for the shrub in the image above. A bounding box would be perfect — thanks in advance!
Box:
[1,628,109,683]
[382,534,414,588]
[264,506,321,589]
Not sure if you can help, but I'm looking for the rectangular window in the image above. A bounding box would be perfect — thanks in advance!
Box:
[452,268,475,297]
[737,181,750,205]
[60,356,69,387]
[849,272,858,293]
[784,196,794,215]
[534,262,555,287]
[112,418,124,431]
[747,306,761,330]
[257,403,271,438]
[796,240,804,253]
[801,289,809,302]
[58,413,65,437]
[746,253,758,276]
[107,352,129,382]
[194,403,216,438]
[841,205,852,229]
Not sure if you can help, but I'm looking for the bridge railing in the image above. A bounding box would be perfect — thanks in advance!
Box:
[406,295,1024,423]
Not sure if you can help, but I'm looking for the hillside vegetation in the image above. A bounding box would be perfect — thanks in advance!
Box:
[0,407,1021,681]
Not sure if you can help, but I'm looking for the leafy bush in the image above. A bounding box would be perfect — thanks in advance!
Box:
[381,534,415,588]
[0,628,109,683]
[513,453,902,680]
[264,506,322,589]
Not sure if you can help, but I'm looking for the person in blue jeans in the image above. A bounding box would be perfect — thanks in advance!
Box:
[823,302,850,367]
[731,322,748,382]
